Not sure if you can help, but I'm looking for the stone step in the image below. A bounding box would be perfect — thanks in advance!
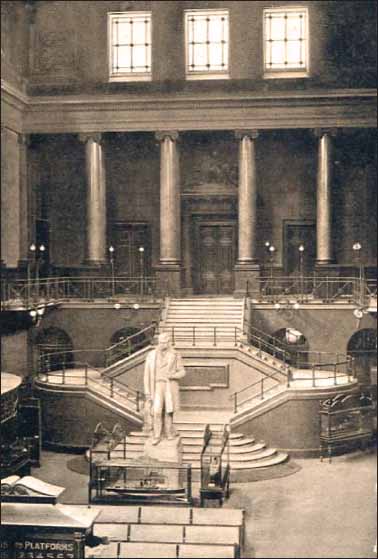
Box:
[110,440,265,456]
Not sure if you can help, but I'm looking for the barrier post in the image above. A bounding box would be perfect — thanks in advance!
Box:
[260,378,264,400]
[213,326,217,347]
[192,326,196,346]
[110,378,114,398]
[334,364,337,385]
[234,327,238,347]
[84,364,88,385]
[136,391,140,412]
[312,366,316,387]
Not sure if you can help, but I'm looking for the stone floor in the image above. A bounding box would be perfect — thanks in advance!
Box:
[33,449,377,558]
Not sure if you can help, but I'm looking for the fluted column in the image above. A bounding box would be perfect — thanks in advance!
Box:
[315,129,335,265]
[79,133,107,266]
[234,130,260,295]
[155,131,181,295]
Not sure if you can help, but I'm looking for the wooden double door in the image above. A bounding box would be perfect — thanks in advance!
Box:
[195,221,236,294]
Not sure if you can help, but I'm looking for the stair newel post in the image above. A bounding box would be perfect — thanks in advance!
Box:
[234,327,237,347]
[213,326,217,346]
[110,378,114,398]
[286,367,291,388]
[84,364,88,386]
[192,326,196,346]
[234,392,238,413]
[312,366,316,387]
[171,327,175,346]
[136,390,140,412]
[260,377,264,399]
[62,360,66,385]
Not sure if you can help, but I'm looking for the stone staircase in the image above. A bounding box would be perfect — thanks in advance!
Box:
[105,410,288,479]
[160,298,245,345]
[84,504,244,558]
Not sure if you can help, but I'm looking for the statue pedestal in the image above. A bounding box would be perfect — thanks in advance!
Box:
[141,436,183,488]
[143,436,182,464]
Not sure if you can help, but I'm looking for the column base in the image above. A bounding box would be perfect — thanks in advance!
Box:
[234,262,260,297]
[81,260,108,276]
[154,263,182,297]
[315,261,336,278]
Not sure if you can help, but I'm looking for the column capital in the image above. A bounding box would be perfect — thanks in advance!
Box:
[78,132,103,145]
[155,131,179,143]
[235,129,259,141]
[312,128,338,139]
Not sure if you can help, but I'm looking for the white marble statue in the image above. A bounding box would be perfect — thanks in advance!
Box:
[144,332,186,445]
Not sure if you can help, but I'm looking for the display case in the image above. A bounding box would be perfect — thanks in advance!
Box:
[320,392,375,462]
[89,459,192,505]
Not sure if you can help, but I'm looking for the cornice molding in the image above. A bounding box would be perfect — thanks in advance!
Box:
[1,79,29,108]
[2,82,376,134]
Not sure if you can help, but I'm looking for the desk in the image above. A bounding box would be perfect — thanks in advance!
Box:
[1,503,99,559]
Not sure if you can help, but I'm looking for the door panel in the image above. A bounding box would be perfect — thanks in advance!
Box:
[112,224,151,276]
[198,223,235,294]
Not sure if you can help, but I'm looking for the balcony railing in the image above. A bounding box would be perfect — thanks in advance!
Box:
[249,276,376,306]
[1,276,158,309]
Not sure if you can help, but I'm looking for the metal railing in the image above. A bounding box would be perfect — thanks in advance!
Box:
[36,356,143,413]
[230,353,355,413]
[161,325,244,347]
[105,324,157,367]
[250,276,376,306]
[1,276,158,308]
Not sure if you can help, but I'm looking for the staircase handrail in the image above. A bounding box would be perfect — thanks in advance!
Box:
[235,326,291,365]
[105,324,157,367]
[37,363,143,412]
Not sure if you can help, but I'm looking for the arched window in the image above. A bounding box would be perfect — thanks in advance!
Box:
[347,329,377,384]
[36,327,74,372]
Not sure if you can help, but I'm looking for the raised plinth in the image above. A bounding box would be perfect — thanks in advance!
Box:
[143,435,183,464]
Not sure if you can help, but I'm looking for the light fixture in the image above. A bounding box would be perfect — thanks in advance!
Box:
[293,302,300,310]
[353,308,363,319]
[138,246,145,253]
[114,302,121,310]
[109,246,115,254]
[37,307,45,316]
[353,242,362,252]
[30,244,36,252]
[265,241,270,248]
[274,302,281,310]
[298,244,305,253]
[29,310,37,318]
[269,245,276,253]
[133,303,140,310]
[39,244,46,252]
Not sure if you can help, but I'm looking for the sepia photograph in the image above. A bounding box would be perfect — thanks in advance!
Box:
[1,1,377,558]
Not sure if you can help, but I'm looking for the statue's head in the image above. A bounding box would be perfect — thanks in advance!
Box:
[158,332,171,351]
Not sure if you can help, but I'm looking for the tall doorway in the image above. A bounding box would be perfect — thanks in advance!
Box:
[112,223,151,277]
[195,221,236,294]
[283,220,316,275]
